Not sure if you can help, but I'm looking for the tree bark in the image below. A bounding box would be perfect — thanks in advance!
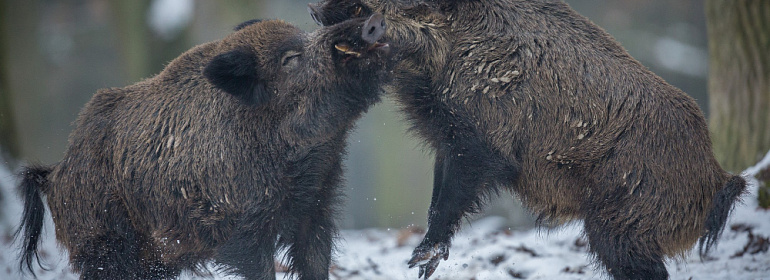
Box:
[706,0,770,207]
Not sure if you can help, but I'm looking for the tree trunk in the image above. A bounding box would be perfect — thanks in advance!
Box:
[0,0,43,165]
[111,1,153,82]
[706,0,770,207]
[0,8,19,162]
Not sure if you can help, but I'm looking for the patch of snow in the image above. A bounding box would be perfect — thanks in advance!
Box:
[745,149,770,177]
[0,162,75,280]
[329,218,598,280]
[326,165,770,279]
[331,201,769,280]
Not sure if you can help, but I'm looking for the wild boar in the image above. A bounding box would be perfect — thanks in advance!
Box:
[16,14,390,280]
[308,1,745,279]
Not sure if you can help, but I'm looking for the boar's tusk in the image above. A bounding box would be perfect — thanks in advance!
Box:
[335,44,362,57]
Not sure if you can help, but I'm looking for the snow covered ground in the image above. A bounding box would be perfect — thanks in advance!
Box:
[1,154,769,280]
[329,205,769,280]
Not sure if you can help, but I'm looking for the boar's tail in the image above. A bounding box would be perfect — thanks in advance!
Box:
[15,165,52,277]
[698,174,747,258]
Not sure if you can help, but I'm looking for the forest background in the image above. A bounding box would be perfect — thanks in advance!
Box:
[0,0,765,231]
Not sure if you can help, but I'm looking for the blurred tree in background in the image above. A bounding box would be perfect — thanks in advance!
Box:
[0,1,18,163]
[0,0,721,228]
[112,0,154,82]
[706,0,770,207]
[0,0,36,165]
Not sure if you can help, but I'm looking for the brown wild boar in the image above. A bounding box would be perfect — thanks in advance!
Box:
[16,14,390,280]
[308,1,746,279]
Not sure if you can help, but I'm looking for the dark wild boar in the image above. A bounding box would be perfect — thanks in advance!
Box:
[308,1,746,279]
[16,14,390,280]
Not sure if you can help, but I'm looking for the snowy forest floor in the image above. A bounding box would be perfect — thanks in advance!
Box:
[1,154,769,280]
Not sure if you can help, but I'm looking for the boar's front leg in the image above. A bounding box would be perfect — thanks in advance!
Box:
[216,214,279,280]
[279,143,344,279]
[409,141,518,279]
[282,188,338,280]
[407,144,450,279]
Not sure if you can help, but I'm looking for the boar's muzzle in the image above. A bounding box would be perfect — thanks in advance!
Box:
[334,13,389,58]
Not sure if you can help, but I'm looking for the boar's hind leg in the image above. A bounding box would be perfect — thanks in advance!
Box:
[72,234,140,279]
[584,208,668,280]
[216,221,278,280]
[73,231,175,279]
[71,202,176,280]
[410,142,519,278]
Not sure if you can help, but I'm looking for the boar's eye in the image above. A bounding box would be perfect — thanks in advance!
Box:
[281,50,302,68]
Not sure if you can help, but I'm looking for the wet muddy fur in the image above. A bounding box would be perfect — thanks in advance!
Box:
[308,0,747,279]
[15,15,390,280]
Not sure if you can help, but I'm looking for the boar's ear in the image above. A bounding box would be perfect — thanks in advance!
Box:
[234,19,263,31]
[203,48,270,106]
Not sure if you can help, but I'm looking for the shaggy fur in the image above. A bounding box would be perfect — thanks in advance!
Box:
[308,1,746,279]
[16,15,390,280]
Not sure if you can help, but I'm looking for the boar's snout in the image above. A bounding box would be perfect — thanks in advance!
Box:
[362,13,386,44]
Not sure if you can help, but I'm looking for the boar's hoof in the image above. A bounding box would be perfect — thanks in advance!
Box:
[408,242,449,279]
